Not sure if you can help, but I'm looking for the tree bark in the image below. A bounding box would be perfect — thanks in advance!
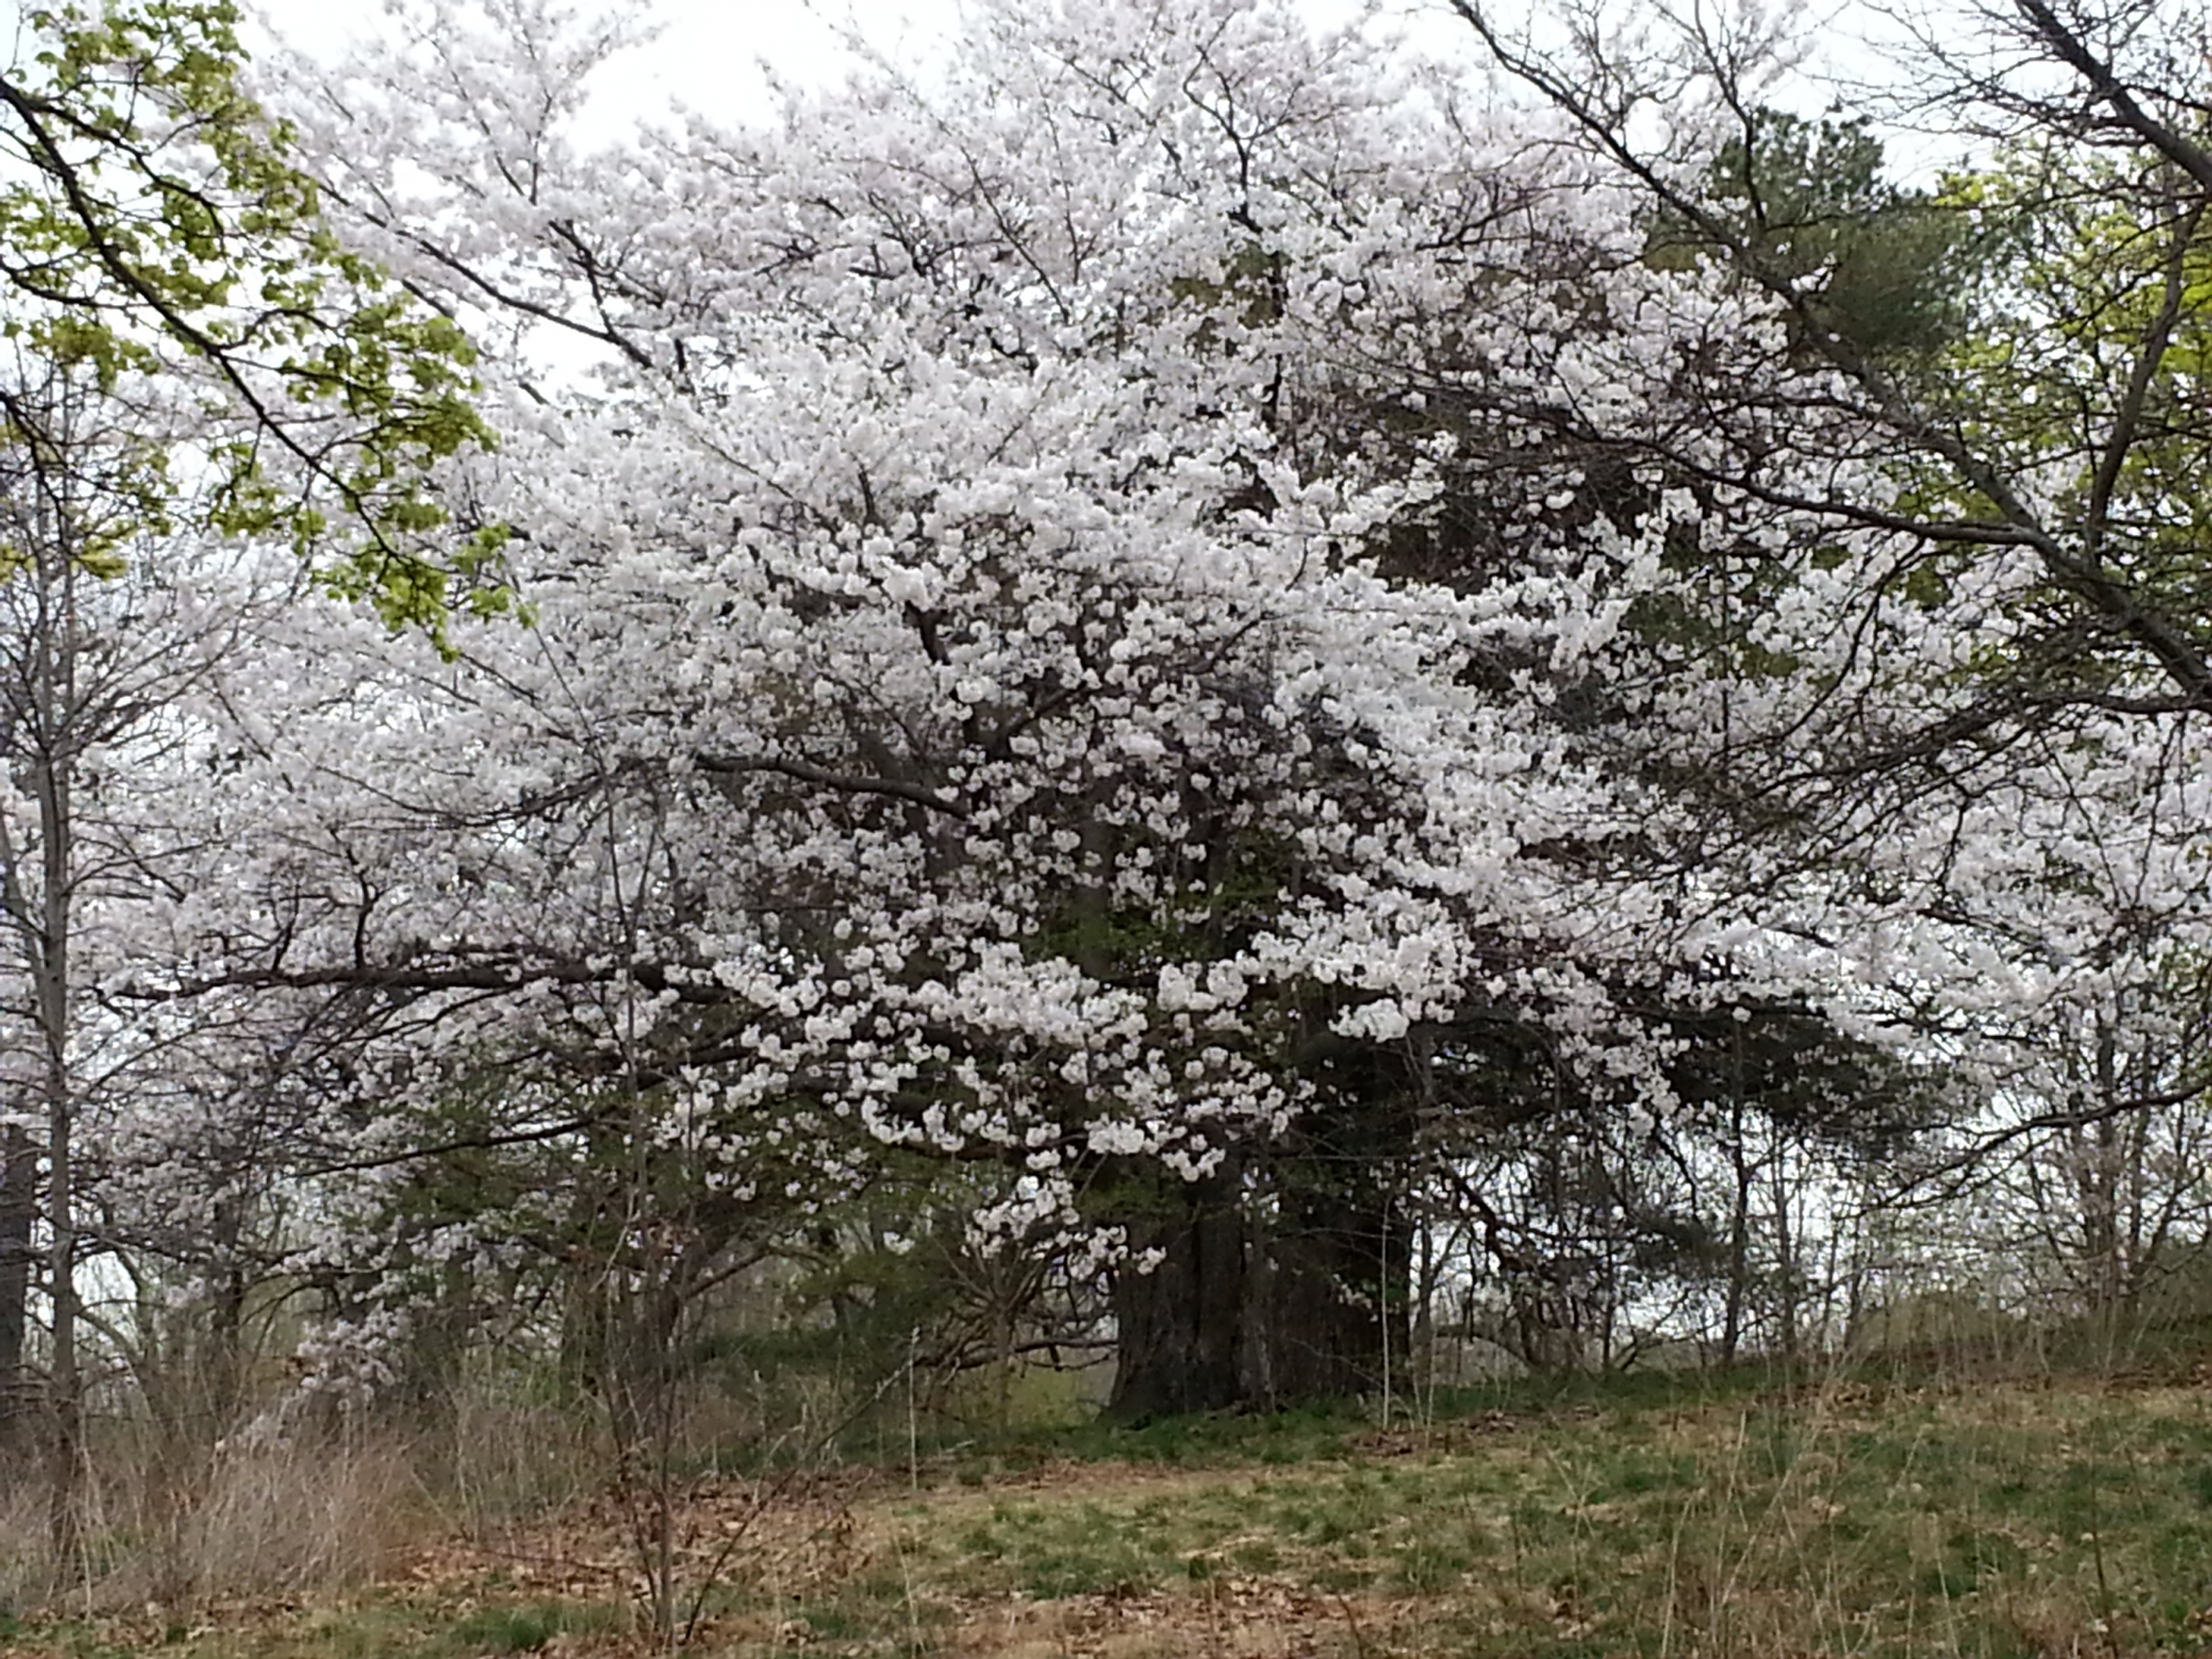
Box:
[0,1119,34,1456]
[38,698,81,1573]
[1106,1104,1414,1418]
[1107,1169,1247,1419]
[1720,1096,1751,1363]
[1260,1162,1404,1405]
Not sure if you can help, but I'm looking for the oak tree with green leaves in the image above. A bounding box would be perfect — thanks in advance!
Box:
[0,0,495,625]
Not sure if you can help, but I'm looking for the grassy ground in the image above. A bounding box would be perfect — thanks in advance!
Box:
[12,1357,2212,1658]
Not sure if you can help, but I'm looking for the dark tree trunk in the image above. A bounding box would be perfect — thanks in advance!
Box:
[0,1119,33,1454]
[1259,1163,1403,1404]
[1720,1096,1751,1364]
[1107,1168,1247,1419]
[202,1198,249,1433]
[1106,1093,1414,1418]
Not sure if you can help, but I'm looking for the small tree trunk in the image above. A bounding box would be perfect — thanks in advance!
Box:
[1264,1179,1402,1403]
[1720,1096,1751,1363]
[33,604,81,1573]
[47,1090,78,1574]
[1769,1128,1799,1365]
[1109,1138,1412,1417]
[0,1119,35,1456]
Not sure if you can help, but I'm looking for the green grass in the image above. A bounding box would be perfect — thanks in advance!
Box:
[443,1600,623,1653]
[16,1340,2212,1657]
[823,1368,2212,1659]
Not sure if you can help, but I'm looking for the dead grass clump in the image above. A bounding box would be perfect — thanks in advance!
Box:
[69,1431,420,1611]
[181,1434,418,1597]
[417,1391,601,1539]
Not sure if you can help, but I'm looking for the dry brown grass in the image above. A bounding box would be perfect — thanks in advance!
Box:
[5,1369,2212,1656]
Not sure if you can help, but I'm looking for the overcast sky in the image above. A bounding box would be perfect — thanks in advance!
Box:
[250,0,1491,141]
[245,0,1933,181]
[249,0,956,124]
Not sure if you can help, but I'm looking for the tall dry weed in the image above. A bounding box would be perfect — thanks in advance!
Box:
[87,1431,420,1607]
[418,1390,601,1539]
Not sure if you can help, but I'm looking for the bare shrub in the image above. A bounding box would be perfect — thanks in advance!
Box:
[417,1389,601,1541]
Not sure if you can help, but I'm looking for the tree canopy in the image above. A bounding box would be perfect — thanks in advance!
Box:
[3,0,2212,1593]
[0,0,494,621]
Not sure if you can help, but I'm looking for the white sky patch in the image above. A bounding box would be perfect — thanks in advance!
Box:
[244,0,941,135]
[248,0,1470,139]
